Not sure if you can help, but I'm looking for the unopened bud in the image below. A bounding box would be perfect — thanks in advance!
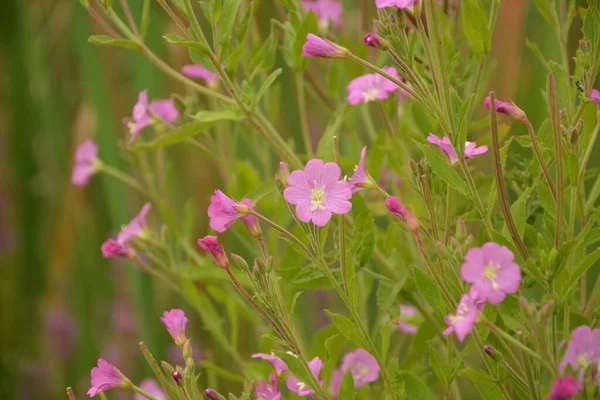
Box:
[456,218,466,240]
[363,33,389,50]
[435,241,448,257]
[519,296,535,316]
[231,254,249,270]
[204,388,218,400]
[570,128,579,146]
[484,96,528,123]
[198,236,229,270]
[161,361,175,375]
[279,162,290,181]
[483,345,503,362]
[275,176,286,194]
[172,370,183,385]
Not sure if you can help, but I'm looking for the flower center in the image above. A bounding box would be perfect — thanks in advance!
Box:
[483,261,500,290]
[354,363,370,379]
[577,353,592,369]
[311,186,327,212]
[296,381,307,391]
[363,88,381,102]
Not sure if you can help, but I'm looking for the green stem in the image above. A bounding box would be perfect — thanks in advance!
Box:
[443,189,452,245]
[525,120,557,201]
[549,74,564,248]
[295,73,313,156]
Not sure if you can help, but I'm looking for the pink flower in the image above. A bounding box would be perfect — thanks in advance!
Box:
[349,147,377,193]
[340,349,380,387]
[301,34,348,58]
[397,304,419,334]
[484,96,527,123]
[255,372,281,400]
[286,356,323,396]
[426,134,487,164]
[72,140,100,186]
[346,67,402,104]
[87,358,126,397]
[375,0,417,8]
[198,235,230,269]
[181,64,219,84]
[252,353,289,373]
[240,199,261,237]
[302,0,342,27]
[590,89,600,107]
[134,379,166,400]
[328,368,343,398]
[560,326,600,383]
[443,288,482,342]
[385,196,418,233]
[461,242,521,304]
[101,203,152,258]
[125,90,179,143]
[160,309,188,346]
[547,376,579,400]
[207,190,250,233]
[377,167,402,191]
[283,159,352,226]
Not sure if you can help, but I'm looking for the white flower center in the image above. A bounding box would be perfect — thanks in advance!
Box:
[355,363,370,378]
[577,353,592,369]
[483,261,500,290]
[311,186,327,212]
[363,88,381,102]
[296,381,307,391]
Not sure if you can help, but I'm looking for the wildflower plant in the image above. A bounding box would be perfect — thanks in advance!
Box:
[66,0,600,399]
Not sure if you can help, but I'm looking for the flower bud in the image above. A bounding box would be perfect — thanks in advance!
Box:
[519,296,535,316]
[275,176,286,194]
[279,162,290,181]
[204,389,219,400]
[161,361,175,375]
[483,344,503,362]
[198,236,230,269]
[484,96,527,123]
[456,218,466,241]
[363,33,389,50]
[172,370,183,385]
[231,254,249,270]
[385,196,419,234]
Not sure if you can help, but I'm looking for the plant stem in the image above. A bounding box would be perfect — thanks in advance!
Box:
[525,120,557,201]
[488,93,529,260]
[295,73,313,156]
[443,189,452,245]
[549,73,564,248]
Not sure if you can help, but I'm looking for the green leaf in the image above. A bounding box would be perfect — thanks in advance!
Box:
[428,345,451,385]
[414,141,471,199]
[508,187,531,238]
[413,267,444,316]
[163,34,210,52]
[289,291,303,320]
[218,0,242,47]
[293,12,318,71]
[278,353,323,396]
[326,311,371,351]
[88,35,142,51]
[339,370,356,400]
[461,0,490,55]
[555,247,600,300]
[251,69,282,109]
[533,0,558,28]
[459,368,509,400]
[536,179,555,216]
[398,371,434,400]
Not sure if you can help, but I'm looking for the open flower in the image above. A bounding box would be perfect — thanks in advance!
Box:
[347,67,401,105]
[443,288,482,342]
[252,353,289,373]
[484,96,527,123]
[376,0,417,8]
[198,235,229,269]
[547,376,579,400]
[349,147,377,193]
[560,326,600,383]
[125,90,179,143]
[461,242,521,305]
[255,372,281,400]
[590,89,600,107]
[181,64,219,85]
[134,379,166,400]
[397,304,419,334]
[302,0,342,28]
[426,134,487,164]
[101,203,152,258]
[340,349,380,387]
[160,309,188,347]
[71,140,100,186]
[286,357,323,396]
[207,190,250,233]
[87,359,127,397]
[302,34,348,58]
[283,159,352,226]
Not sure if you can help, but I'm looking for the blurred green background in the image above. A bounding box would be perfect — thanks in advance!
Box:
[0,0,592,399]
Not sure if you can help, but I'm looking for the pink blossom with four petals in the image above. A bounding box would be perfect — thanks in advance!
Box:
[101,203,152,258]
[207,190,250,233]
[560,326,600,383]
[160,309,188,346]
[347,67,403,105]
[87,358,125,397]
[443,288,482,342]
[71,140,100,186]
[255,372,281,400]
[349,147,376,193]
[181,64,219,85]
[302,0,342,27]
[125,90,179,143]
[547,376,580,400]
[286,357,323,396]
[252,353,289,373]
[461,242,521,305]
[340,348,380,387]
[426,133,488,164]
[283,159,352,226]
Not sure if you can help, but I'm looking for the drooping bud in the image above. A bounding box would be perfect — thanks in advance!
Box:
[363,33,389,50]
[204,388,219,400]
[198,236,230,269]
[231,254,249,271]
[385,196,419,233]
[279,162,290,181]
[484,96,528,123]
[301,34,350,58]
[172,370,183,385]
